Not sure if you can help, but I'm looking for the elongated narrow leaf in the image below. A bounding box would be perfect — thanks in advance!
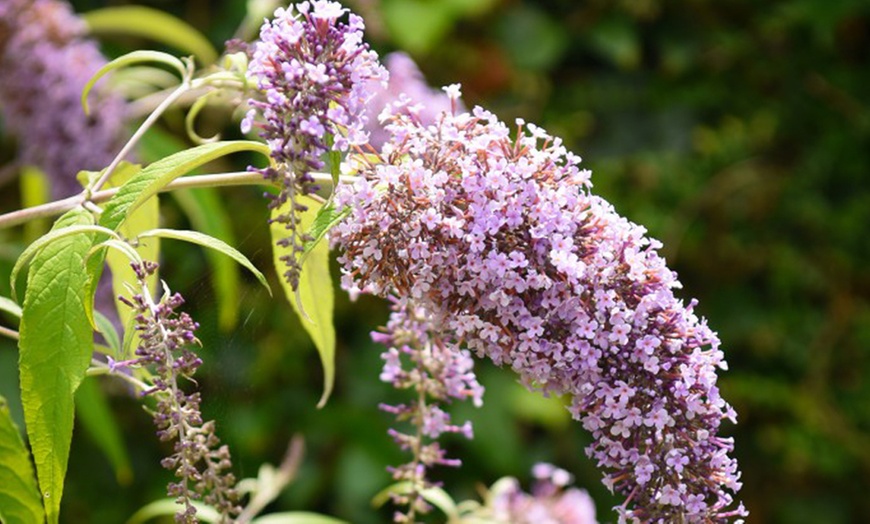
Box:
[185,91,221,144]
[19,208,96,524]
[10,224,119,301]
[252,513,349,524]
[82,51,187,116]
[171,188,240,331]
[75,378,132,485]
[138,229,270,295]
[0,396,44,524]
[271,196,336,407]
[99,141,270,232]
[83,6,218,65]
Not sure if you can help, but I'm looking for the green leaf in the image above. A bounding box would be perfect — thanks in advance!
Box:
[171,188,240,331]
[10,224,120,302]
[82,50,187,116]
[252,513,349,524]
[0,296,22,319]
[302,204,351,258]
[83,6,218,65]
[185,90,221,144]
[93,311,121,355]
[137,228,270,295]
[126,499,221,524]
[100,163,160,329]
[18,208,97,524]
[0,395,44,524]
[271,196,336,408]
[75,378,132,485]
[99,141,270,232]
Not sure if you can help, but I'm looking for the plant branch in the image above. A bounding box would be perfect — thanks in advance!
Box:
[0,171,347,230]
[93,79,192,193]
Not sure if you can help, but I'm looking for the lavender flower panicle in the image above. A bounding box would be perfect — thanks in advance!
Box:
[243,0,386,289]
[489,463,598,524]
[373,297,483,522]
[0,0,127,198]
[332,86,746,522]
[119,262,240,523]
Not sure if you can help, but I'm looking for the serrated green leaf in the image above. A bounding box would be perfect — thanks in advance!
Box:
[138,228,270,295]
[99,141,270,232]
[171,188,240,331]
[252,513,349,524]
[0,395,44,524]
[271,196,336,408]
[19,208,96,524]
[0,296,22,319]
[126,499,221,524]
[75,378,132,486]
[82,50,187,116]
[83,6,218,66]
[10,224,120,302]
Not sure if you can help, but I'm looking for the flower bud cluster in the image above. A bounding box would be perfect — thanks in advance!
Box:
[244,0,386,289]
[373,297,484,522]
[0,0,127,198]
[332,90,745,521]
[119,262,239,523]
[489,463,598,524]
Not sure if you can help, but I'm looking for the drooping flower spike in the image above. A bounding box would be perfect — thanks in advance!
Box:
[244,0,386,289]
[332,86,746,522]
[119,262,239,523]
[372,296,484,521]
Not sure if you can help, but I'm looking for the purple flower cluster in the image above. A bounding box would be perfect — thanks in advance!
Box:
[244,0,386,289]
[363,52,458,150]
[373,297,484,522]
[0,0,127,198]
[332,88,745,521]
[489,463,598,524]
[119,262,239,523]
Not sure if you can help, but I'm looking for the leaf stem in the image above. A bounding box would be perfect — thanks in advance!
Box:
[0,171,346,230]
[0,325,20,340]
[92,79,192,193]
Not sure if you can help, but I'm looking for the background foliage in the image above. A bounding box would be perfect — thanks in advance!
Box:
[1,0,868,522]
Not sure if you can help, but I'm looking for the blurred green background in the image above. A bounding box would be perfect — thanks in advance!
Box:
[1,0,869,522]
